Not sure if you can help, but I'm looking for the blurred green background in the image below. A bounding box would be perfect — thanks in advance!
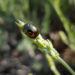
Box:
[0,0,75,75]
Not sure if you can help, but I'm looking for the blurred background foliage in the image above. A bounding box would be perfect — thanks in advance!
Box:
[0,0,75,75]
[0,0,75,51]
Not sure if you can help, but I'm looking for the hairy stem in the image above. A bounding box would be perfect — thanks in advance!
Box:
[57,57,75,75]
[46,54,60,75]
[16,20,75,75]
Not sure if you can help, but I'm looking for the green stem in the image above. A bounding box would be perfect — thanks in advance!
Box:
[46,54,60,75]
[57,57,75,75]
[16,20,75,75]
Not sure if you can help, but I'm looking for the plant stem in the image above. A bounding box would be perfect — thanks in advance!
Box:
[16,20,75,75]
[57,57,75,75]
[46,54,60,75]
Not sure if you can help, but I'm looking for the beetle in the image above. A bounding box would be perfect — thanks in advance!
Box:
[23,24,39,38]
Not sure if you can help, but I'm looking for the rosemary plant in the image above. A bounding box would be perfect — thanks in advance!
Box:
[16,20,75,75]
